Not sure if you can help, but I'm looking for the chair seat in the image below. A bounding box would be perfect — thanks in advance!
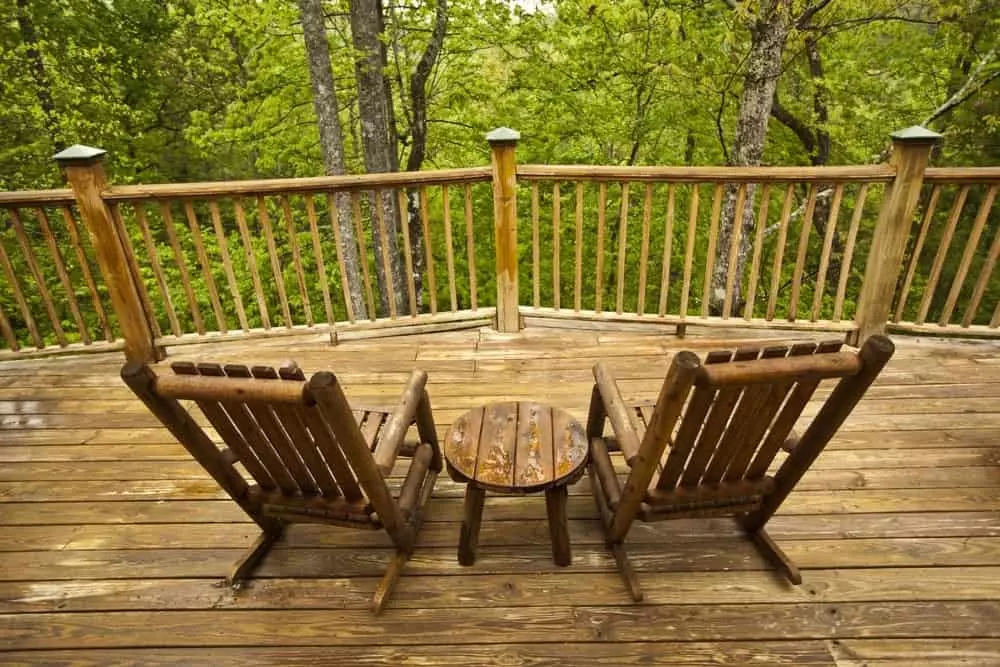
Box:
[353,408,391,451]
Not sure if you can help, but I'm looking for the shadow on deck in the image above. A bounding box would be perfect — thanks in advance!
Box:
[1,326,999,665]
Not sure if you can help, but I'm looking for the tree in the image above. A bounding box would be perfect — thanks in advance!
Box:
[710,0,795,314]
[349,0,407,316]
[391,0,449,306]
[14,0,61,153]
[298,0,369,320]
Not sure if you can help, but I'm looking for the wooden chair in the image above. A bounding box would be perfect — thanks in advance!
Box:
[586,335,894,601]
[121,360,441,614]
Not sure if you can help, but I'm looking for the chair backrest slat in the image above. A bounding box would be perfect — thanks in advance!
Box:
[191,362,300,495]
[701,381,771,485]
[643,339,862,503]
[722,345,800,481]
[251,365,342,498]
[656,384,715,490]
[744,340,843,479]
[301,401,365,502]
[222,364,317,495]
[122,362,250,510]
[171,361,277,492]
[154,360,388,512]
[678,348,758,487]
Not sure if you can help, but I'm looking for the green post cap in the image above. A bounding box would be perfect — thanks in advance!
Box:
[486,127,521,143]
[53,145,107,163]
[889,126,941,142]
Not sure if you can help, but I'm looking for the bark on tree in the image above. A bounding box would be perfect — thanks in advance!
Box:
[349,0,407,317]
[771,34,846,295]
[402,0,448,308]
[15,0,62,152]
[297,0,369,320]
[710,0,792,315]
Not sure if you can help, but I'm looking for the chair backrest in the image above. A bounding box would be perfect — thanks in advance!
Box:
[622,335,894,523]
[121,360,398,530]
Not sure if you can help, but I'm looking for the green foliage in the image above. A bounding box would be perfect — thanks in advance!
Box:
[1,0,998,350]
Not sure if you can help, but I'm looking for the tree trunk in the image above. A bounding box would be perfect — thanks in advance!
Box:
[710,0,792,315]
[15,0,62,152]
[771,33,846,302]
[404,0,448,309]
[349,0,407,317]
[297,0,369,321]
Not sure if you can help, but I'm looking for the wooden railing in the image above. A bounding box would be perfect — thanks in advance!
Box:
[515,165,893,332]
[104,168,496,349]
[0,126,996,361]
[0,190,121,355]
[889,167,1000,335]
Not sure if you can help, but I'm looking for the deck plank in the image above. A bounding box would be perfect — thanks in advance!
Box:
[0,326,997,662]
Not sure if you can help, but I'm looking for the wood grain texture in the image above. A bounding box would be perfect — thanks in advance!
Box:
[0,326,996,661]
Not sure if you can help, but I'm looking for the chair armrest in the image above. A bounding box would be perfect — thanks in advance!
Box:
[374,370,428,475]
[592,362,643,466]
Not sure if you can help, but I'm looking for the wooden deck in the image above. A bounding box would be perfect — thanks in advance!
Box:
[1,325,999,665]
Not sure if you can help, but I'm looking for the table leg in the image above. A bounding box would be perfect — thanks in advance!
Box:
[545,485,571,566]
[458,484,485,566]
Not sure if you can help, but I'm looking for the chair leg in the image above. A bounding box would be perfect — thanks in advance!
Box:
[588,465,643,602]
[374,466,437,615]
[227,524,284,587]
[748,526,802,585]
[372,550,409,614]
[610,541,644,602]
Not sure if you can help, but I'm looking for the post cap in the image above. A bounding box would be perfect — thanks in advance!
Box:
[889,126,941,143]
[53,144,107,163]
[486,127,520,144]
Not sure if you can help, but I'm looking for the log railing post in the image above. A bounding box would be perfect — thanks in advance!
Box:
[55,145,162,362]
[487,127,521,332]
[852,126,939,344]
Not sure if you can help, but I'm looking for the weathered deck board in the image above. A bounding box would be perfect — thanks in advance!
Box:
[0,326,997,665]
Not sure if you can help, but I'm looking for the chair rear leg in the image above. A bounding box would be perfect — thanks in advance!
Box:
[227,522,285,587]
[610,542,643,602]
[747,526,802,585]
[588,466,643,602]
[372,550,408,614]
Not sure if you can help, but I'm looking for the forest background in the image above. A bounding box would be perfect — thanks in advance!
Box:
[1,0,998,342]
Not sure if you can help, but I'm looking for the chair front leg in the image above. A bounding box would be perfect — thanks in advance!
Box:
[588,465,642,602]
[372,550,409,614]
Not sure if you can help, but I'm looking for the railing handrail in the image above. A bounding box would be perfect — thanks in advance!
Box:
[0,188,76,206]
[923,167,1000,183]
[516,164,896,182]
[6,126,999,363]
[100,167,492,201]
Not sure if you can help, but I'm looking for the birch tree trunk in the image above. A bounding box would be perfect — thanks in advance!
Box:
[297,0,369,321]
[710,0,792,315]
[349,0,407,317]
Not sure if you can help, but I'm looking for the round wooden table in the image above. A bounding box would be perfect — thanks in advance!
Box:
[444,401,588,566]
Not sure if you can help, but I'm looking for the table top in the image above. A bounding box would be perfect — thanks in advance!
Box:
[444,401,588,493]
